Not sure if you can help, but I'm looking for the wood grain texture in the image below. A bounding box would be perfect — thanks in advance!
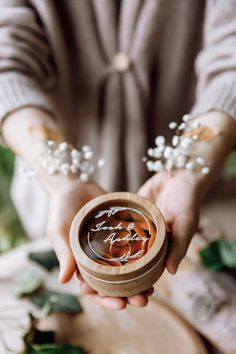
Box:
[0,239,207,354]
[42,297,208,354]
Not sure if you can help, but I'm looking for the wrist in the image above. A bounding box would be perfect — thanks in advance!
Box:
[33,140,105,195]
[188,110,236,188]
[2,107,59,159]
[37,171,80,197]
[168,169,210,200]
[171,110,236,196]
[3,109,106,195]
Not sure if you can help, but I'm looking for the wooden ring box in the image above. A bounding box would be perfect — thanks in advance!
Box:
[70,192,167,297]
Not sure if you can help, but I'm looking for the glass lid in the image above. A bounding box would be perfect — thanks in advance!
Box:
[79,201,157,266]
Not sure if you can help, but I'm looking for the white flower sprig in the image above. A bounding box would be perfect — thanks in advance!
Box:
[40,141,105,182]
[21,141,105,182]
[144,114,210,175]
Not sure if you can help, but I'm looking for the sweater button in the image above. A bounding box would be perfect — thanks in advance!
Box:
[112,53,131,72]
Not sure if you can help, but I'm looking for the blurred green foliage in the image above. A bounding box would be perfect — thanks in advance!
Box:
[224,150,236,177]
[0,145,28,253]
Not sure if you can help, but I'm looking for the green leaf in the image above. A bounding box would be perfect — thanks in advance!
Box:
[24,328,55,346]
[23,343,86,354]
[200,240,236,271]
[200,241,225,271]
[22,314,86,354]
[0,145,15,181]
[14,271,43,297]
[30,290,82,314]
[28,250,59,272]
[0,197,28,253]
[23,313,55,348]
[224,150,236,177]
[219,240,236,268]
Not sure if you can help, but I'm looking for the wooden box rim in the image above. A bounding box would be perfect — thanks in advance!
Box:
[70,192,166,280]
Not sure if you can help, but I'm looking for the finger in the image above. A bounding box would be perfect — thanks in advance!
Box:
[138,182,153,200]
[76,271,83,283]
[87,294,127,310]
[58,247,76,283]
[166,210,199,274]
[144,287,154,297]
[76,273,129,309]
[138,174,157,200]
[76,271,97,294]
[79,282,97,295]
[138,173,164,201]
[48,227,77,283]
[127,294,148,307]
[138,180,156,202]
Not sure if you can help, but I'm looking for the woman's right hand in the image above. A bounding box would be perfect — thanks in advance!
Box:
[46,179,105,283]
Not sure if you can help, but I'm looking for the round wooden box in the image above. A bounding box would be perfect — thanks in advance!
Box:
[70,192,167,297]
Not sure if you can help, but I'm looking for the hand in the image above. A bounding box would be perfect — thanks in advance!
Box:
[47,180,153,310]
[76,271,154,310]
[138,170,203,274]
[47,180,104,281]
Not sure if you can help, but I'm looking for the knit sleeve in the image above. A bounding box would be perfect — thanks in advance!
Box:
[191,0,236,120]
[0,0,56,127]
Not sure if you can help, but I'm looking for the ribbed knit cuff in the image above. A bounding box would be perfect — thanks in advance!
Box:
[191,73,236,120]
[0,72,56,145]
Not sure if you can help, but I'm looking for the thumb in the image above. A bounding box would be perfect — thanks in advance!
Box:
[138,180,155,202]
[57,244,77,284]
[166,210,199,274]
[138,185,151,199]
[48,226,77,283]
[138,173,163,203]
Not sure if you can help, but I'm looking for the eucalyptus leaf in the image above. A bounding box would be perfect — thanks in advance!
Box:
[23,343,86,354]
[28,250,59,271]
[14,271,43,297]
[200,241,224,271]
[30,290,82,314]
[219,240,236,267]
[200,240,236,271]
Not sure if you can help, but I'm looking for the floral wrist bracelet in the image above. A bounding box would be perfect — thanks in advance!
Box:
[40,141,105,182]
[21,140,105,182]
[20,114,215,182]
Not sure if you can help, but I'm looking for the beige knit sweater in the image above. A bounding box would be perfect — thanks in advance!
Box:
[1,0,236,236]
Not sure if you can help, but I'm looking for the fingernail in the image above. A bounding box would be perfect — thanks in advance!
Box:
[58,267,66,283]
[174,259,181,273]
[58,271,64,283]
[170,260,179,274]
[146,288,154,297]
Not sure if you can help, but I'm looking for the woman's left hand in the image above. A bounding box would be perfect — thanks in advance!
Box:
[74,170,203,308]
[138,170,203,274]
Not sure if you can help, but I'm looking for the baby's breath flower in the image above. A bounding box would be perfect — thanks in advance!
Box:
[144,113,210,176]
